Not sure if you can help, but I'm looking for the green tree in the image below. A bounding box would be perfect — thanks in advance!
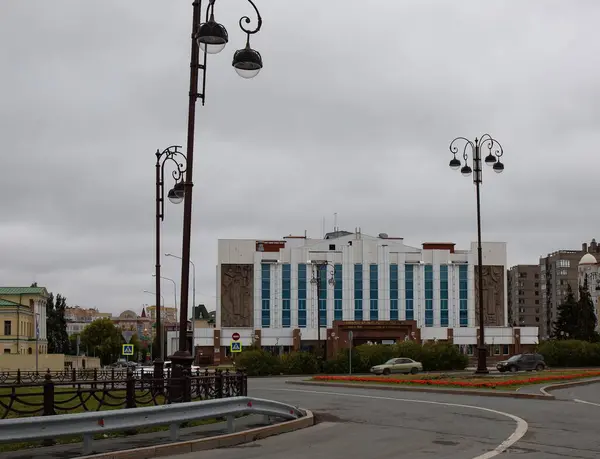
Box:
[576,277,598,341]
[46,293,70,354]
[553,284,578,339]
[80,318,122,365]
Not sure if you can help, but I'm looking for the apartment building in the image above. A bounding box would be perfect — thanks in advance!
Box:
[539,239,600,338]
[507,265,541,329]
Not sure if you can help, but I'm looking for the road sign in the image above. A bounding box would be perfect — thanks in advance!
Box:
[230,342,242,353]
[348,331,353,341]
[122,344,134,356]
[232,332,240,341]
[122,331,135,343]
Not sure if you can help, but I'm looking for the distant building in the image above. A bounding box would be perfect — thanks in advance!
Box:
[65,306,111,336]
[507,265,541,329]
[0,286,49,355]
[539,239,600,338]
[577,252,600,332]
[145,305,177,323]
[112,309,152,339]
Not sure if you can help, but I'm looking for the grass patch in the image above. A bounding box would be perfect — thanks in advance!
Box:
[312,369,600,390]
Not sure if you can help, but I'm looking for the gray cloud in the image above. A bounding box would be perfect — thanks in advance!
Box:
[1,0,600,314]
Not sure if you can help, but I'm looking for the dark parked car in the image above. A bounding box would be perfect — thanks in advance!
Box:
[497,353,546,373]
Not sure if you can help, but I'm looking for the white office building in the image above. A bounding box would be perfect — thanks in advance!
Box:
[195,228,540,356]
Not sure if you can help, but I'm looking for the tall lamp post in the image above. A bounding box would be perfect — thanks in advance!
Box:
[168,0,264,375]
[448,135,505,375]
[166,252,196,362]
[308,260,336,371]
[143,290,166,360]
[153,274,179,349]
[154,146,187,378]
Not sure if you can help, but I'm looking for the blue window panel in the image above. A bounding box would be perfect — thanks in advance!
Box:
[354,264,363,320]
[424,265,433,327]
[297,264,307,328]
[334,264,343,321]
[459,264,468,327]
[261,264,271,328]
[440,265,449,327]
[440,308,449,327]
[281,264,291,328]
[369,264,378,320]
[390,264,398,320]
[390,300,399,320]
[354,300,363,321]
[318,265,328,327]
[405,264,414,321]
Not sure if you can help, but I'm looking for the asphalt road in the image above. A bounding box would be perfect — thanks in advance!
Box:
[166,377,600,459]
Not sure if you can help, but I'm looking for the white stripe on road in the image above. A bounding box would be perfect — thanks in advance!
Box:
[262,387,528,459]
[574,398,600,407]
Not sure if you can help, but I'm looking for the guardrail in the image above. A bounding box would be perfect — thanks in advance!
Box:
[0,369,247,419]
[0,396,305,455]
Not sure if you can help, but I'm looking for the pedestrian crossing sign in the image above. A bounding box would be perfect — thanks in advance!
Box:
[122,344,134,356]
[230,342,242,353]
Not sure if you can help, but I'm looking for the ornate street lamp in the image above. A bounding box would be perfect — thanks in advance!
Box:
[308,260,336,372]
[165,0,264,385]
[152,146,186,379]
[448,135,505,375]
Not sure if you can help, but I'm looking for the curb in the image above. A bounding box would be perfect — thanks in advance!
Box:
[286,380,555,400]
[79,410,314,459]
[540,377,600,397]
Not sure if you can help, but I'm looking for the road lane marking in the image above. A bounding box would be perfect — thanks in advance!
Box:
[574,398,600,407]
[262,387,528,459]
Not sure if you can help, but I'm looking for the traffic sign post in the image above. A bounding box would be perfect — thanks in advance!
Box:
[122,344,134,356]
[230,342,242,353]
[122,331,135,343]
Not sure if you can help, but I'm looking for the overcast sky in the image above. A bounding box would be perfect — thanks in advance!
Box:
[1,0,599,315]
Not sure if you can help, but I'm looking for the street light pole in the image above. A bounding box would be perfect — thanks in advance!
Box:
[308,260,336,371]
[166,253,196,361]
[143,290,166,360]
[448,135,505,375]
[169,0,264,375]
[153,274,179,350]
[154,146,186,377]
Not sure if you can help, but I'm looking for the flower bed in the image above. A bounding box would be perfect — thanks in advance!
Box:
[313,371,600,389]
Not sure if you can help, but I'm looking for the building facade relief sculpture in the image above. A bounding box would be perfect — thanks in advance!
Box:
[220,264,254,328]
[474,265,505,326]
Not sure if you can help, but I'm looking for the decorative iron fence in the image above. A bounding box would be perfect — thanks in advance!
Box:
[0,369,247,419]
[0,367,223,384]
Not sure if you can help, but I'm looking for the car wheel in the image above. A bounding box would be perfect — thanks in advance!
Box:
[410,367,419,375]
[509,366,518,373]
[382,368,391,376]
[535,364,544,371]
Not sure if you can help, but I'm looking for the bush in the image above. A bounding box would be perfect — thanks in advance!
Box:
[236,350,281,376]
[237,342,469,376]
[280,352,319,375]
[537,340,600,367]
[324,342,468,374]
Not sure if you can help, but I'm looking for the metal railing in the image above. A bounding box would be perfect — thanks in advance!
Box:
[0,367,223,384]
[0,369,247,419]
[0,396,305,455]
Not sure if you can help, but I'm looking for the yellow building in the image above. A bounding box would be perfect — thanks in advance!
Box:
[0,286,49,355]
